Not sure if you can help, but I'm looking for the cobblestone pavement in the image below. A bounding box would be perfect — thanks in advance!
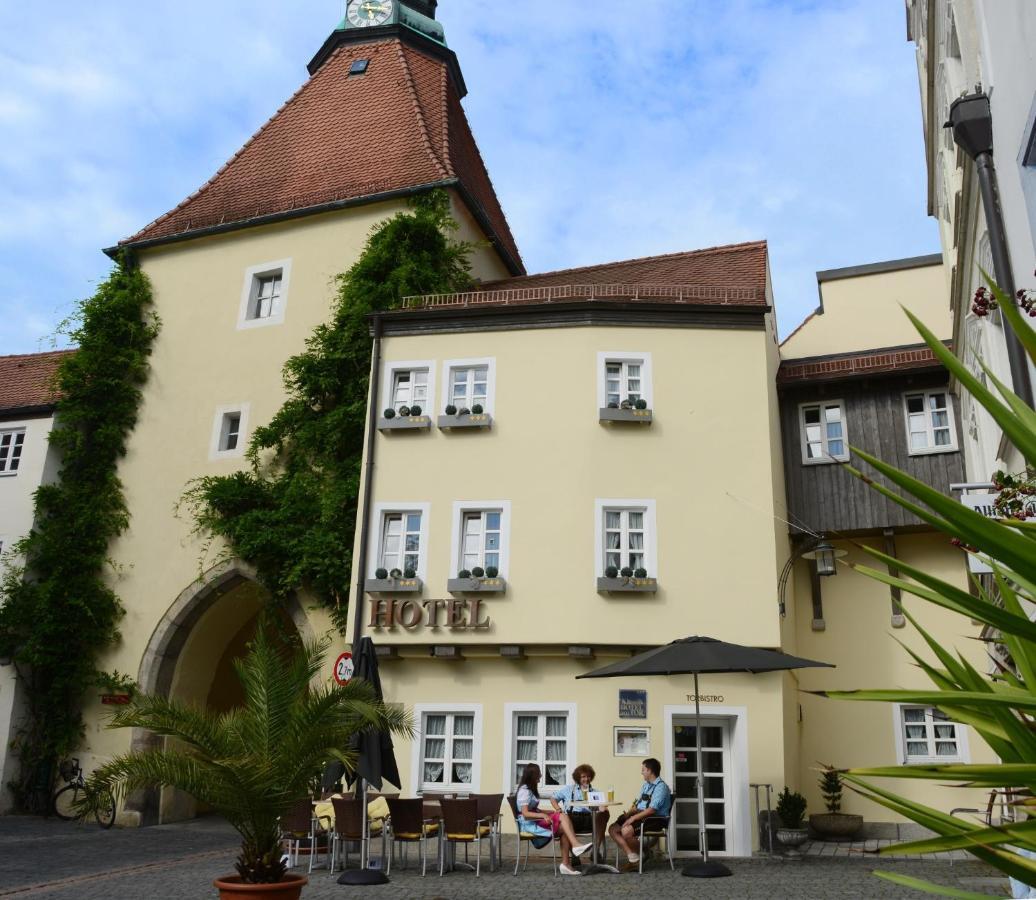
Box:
[0,816,1010,899]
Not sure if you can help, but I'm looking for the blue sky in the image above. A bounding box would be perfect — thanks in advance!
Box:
[0,0,937,355]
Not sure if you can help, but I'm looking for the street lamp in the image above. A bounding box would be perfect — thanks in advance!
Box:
[801,539,847,577]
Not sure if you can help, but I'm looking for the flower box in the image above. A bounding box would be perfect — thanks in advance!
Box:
[378,415,431,432]
[447,577,506,595]
[596,577,658,594]
[365,577,423,594]
[438,413,493,430]
[599,407,653,424]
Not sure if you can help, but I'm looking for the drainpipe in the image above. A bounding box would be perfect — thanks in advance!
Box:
[947,91,1035,408]
[351,314,384,650]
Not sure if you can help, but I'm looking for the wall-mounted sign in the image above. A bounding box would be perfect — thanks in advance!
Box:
[333,652,354,686]
[686,694,724,704]
[100,694,132,705]
[614,726,650,756]
[619,689,647,719]
[368,597,491,631]
[960,492,1036,574]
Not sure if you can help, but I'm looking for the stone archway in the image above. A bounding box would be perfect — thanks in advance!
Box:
[125,560,314,826]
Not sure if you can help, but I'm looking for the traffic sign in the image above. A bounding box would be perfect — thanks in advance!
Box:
[334,652,354,685]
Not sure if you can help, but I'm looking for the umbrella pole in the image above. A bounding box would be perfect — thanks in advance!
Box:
[681,673,732,878]
[361,778,369,870]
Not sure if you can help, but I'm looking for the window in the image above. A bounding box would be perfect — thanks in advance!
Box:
[237,259,291,329]
[513,712,570,787]
[451,501,510,578]
[440,358,495,414]
[380,512,421,574]
[0,429,26,475]
[414,705,482,792]
[904,390,957,453]
[799,401,848,463]
[604,509,646,571]
[209,404,250,459]
[897,706,967,764]
[597,351,653,408]
[391,369,428,412]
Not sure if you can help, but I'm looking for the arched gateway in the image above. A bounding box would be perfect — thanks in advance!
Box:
[125,560,314,826]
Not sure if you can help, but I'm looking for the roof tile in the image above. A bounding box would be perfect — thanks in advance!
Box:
[0,350,73,414]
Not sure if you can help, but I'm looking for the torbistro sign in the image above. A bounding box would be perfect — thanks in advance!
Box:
[368,597,492,631]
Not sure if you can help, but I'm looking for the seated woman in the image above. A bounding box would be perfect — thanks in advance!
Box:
[552,764,610,861]
[516,763,592,875]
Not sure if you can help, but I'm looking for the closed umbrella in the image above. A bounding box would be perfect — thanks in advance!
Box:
[577,636,833,878]
[338,636,401,886]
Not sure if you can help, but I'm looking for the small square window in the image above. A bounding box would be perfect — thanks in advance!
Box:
[210,405,249,459]
[903,390,958,454]
[598,352,653,410]
[250,274,281,321]
[0,429,26,476]
[349,59,370,75]
[898,706,966,763]
[220,413,241,452]
[237,260,291,330]
[799,400,849,463]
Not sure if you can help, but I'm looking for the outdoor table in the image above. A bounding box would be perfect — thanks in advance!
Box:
[570,799,622,865]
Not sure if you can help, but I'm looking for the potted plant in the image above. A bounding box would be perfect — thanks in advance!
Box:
[485,566,499,578]
[471,403,484,414]
[374,567,388,580]
[775,787,809,856]
[445,404,457,415]
[471,566,485,579]
[634,567,648,579]
[409,405,422,416]
[604,565,619,578]
[76,623,411,899]
[809,766,862,839]
[382,407,395,419]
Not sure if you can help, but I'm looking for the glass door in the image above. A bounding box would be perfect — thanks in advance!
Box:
[672,719,732,855]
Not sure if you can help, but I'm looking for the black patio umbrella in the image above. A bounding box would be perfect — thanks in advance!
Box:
[337,636,401,887]
[577,636,834,878]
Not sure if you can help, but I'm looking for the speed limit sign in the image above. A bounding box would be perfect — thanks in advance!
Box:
[333,652,354,686]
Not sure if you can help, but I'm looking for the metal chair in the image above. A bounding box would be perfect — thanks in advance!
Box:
[473,793,504,870]
[279,798,324,873]
[439,797,493,877]
[614,799,676,874]
[385,797,440,876]
[507,793,559,877]
[328,796,385,875]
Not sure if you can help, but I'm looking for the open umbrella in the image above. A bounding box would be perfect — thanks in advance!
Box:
[577,636,834,878]
[338,636,401,887]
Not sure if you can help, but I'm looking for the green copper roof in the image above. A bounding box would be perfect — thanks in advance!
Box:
[336,1,446,46]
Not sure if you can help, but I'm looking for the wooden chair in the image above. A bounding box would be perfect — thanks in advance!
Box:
[328,796,385,875]
[473,793,504,870]
[385,797,440,876]
[439,797,492,877]
[279,798,323,873]
[506,793,559,877]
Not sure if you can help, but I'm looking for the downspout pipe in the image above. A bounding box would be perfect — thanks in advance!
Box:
[351,314,383,650]
[947,92,1035,409]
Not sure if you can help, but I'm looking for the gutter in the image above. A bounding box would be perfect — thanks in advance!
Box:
[351,314,384,650]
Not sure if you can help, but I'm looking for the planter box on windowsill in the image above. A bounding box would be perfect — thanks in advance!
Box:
[365,577,423,594]
[597,576,658,594]
[447,577,506,595]
[437,413,493,430]
[599,407,652,424]
[378,415,431,432]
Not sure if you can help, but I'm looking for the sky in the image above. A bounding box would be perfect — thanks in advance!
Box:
[0,0,939,355]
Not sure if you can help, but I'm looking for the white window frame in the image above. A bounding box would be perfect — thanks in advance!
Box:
[594,499,657,581]
[902,389,958,455]
[440,357,496,415]
[381,359,435,416]
[892,704,970,765]
[798,400,849,464]
[237,258,292,329]
[597,351,653,409]
[450,500,511,578]
[412,703,483,793]
[209,404,250,460]
[0,427,27,476]
[503,702,577,794]
[368,502,430,580]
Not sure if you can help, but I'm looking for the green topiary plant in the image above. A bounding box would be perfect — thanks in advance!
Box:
[485,566,499,578]
[471,566,485,578]
[818,765,842,814]
[620,566,634,578]
[383,408,395,419]
[457,569,471,579]
[776,787,807,829]
[635,398,648,410]
[471,403,483,414]
[605,565,619,578]
[445,404,457,415]
[409,405,422,416]
[374,568,388,580]
[634,567,648,579]
[389,568,402,579]
[403,567,416,579]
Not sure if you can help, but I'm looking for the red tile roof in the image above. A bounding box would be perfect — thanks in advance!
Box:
[777,343,945,384]
[0,350,73,414]
[404,240,769,308]
[121,40,523,274]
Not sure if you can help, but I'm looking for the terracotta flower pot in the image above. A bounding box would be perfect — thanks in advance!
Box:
[213,874,308,900]
[809,812,863,840]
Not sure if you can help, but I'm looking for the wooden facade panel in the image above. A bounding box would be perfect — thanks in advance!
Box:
[779,374,965,534]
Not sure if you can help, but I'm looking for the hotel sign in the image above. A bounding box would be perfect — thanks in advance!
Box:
[368,597,492,631]
[960,492,1036,574]
[619,690,648,719]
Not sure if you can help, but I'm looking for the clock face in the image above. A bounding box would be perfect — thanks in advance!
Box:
[347,0,394,27]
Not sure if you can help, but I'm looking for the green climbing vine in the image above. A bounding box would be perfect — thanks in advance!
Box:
[183,190,475,633]
[0,256,158,802]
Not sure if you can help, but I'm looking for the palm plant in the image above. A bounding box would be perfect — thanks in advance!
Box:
[813,277,1036,896]
[78,624,412,884]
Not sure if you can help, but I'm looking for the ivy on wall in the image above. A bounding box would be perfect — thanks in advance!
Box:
[183,190,475,634]
[0,256,159,800]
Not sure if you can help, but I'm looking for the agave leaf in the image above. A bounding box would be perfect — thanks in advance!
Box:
[846,763,1036,785]
[976,354,1036,433]
[872,870,1005,899]
[818,688,1036,710]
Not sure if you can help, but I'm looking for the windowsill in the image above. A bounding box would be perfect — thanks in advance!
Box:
[801,456,849,466]
[447,577,506,595]
[597,577,658,594]
[238,315,285,330]
[438,413,493,430]
[599,407,652,424]
[907,446,959,457]
[378,416,432,432]
[365,577,423,594]
[903,756,965,765]
[0,472,18,478]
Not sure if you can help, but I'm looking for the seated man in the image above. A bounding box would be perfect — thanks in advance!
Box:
[607,757,672,873]
[551,764,610,865]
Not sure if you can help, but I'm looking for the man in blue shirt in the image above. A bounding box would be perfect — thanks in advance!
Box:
[608,757,672,872]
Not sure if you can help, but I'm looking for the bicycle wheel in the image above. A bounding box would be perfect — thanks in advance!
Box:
[52,784,79,821]
[93,789,116,829]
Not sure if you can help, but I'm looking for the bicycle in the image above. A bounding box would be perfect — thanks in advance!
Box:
[52,758,116,828]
